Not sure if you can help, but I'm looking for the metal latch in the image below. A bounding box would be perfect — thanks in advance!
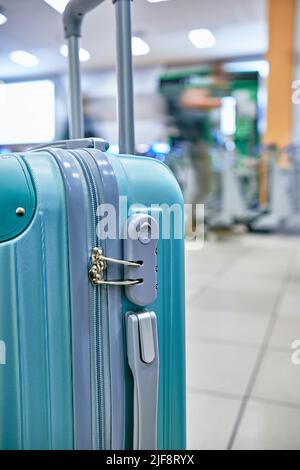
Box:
[89,247,141,286]
[89,214,158,300]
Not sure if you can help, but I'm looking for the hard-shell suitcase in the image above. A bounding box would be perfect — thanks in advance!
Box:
[0,0,186,450]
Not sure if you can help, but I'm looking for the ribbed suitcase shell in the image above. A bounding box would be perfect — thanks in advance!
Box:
[0,152,73,449]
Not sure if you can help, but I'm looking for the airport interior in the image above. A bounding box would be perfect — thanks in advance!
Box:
[0,0,300,451]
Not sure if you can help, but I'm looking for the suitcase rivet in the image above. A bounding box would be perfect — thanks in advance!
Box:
[16,207,25,217]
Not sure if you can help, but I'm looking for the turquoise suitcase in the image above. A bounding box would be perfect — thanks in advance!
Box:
[0,0,185,450]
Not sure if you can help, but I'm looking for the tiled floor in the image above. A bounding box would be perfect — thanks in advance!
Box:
[186,233,300,450]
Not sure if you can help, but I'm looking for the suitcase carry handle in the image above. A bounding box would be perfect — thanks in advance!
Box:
[32,138,109,152]
[63,0,135,154]
[63,0,105,38]
[126,312,159,450]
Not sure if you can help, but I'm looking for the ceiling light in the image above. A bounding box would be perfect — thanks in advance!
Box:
[10,50,39,67]
[60,45,68,57]
[43,0,70,14]
[152,142,171,154]
[0,13,7,25]
[60,45,91,62]
[147,0,170,3]
[78,48,91,62]
[132,37,150,56]
[189,29,216,49]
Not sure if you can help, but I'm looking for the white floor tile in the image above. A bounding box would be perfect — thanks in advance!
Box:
[187,392,241,450]
[185,234,300,450]
[189,286,276,316]
[227,262,289,283]
[186,310,269,346]
[252,349,300,406]
[187,340,258,396]
[284,280,300,296]
[269,316,300,349]
[233,400,300,450]
[290,267,300,284]
[213,276,282,296]
[185,273,214,300]
[278,292,300,318]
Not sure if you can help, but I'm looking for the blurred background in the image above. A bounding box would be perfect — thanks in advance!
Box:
[0,0,300,450]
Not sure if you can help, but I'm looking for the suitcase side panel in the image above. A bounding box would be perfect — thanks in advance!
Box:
[0,153,74,449]
[108,154,186,450]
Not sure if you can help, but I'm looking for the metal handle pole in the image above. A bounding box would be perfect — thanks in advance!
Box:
[64,1,106,140]
[115,0,135,154]
[64,0,135,153]
[68,35,84,139]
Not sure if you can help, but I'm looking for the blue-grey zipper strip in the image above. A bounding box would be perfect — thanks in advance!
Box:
[85,149,125,451]
[71,149,107,449]
[46,148,93,450]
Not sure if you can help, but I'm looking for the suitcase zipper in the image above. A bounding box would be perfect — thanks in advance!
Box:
[70,150,109,450]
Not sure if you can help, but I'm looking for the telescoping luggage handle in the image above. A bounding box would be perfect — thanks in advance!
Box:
[63,0,135,154]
